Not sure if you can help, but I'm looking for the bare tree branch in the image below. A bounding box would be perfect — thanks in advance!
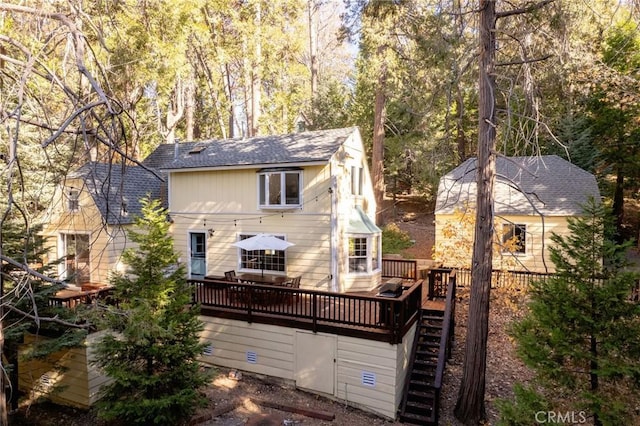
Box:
[496,0,555,20]
[0,3,115,114]
[0,255,64,285]
[5,305,91,329]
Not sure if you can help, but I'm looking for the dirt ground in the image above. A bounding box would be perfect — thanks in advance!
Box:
[381,195,436,260]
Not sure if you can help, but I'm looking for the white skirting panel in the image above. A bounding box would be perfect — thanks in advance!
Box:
[198,316,416,420]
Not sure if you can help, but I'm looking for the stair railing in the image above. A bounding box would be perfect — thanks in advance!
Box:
[432,270,457,423]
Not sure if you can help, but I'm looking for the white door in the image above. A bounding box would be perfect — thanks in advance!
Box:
[189,232,206,277]
[295,332,336,395]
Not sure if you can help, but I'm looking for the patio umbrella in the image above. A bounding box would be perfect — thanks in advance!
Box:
[232,234,295,276]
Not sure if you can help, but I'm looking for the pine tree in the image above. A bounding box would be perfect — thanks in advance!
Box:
[93,198,211,425]
[501,198,640,426]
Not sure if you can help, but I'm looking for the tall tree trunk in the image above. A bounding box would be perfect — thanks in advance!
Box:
[308,0,318,103]
[455,87,467,161]
[185,77,195,141]
[165,79,185,144]
[225,64,235,138]
[250,2,262,137]
[612,144,624,242]
[372,62,387,226]
[454,1,496,423]
[590,311,601,426]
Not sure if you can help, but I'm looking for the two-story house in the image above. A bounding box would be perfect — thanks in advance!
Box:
[33,129,425,421]
[143,126,382,292]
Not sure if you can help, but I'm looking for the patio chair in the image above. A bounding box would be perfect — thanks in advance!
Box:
[282,276,301,305]
[223,270,244,304]
[287,276,301,289]
[224,270,239,282]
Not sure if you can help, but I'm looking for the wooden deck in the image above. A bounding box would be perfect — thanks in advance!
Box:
[190,273,444,344]
[49,284,113,308]
[46,260,449,345]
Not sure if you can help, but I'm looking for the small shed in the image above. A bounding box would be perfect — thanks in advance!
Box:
[434,155,600,273]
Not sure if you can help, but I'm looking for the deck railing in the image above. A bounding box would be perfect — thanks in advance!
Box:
[381,258,418,280]
[189,278,424,344]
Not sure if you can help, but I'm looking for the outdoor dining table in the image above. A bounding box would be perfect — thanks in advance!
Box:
[237,273,290,286]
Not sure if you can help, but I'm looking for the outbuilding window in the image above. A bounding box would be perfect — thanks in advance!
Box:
[67,189,80,212]
[502,223,526,254]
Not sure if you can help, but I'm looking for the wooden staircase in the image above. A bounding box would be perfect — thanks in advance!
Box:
[399,269,457,425]
[399,309,444,425]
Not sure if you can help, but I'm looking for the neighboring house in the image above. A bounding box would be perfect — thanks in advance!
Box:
[143,126,381,292]
[434,155,601,273]
[41,162,164,288]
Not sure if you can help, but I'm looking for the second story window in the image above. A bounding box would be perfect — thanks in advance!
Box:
[351,166,363,196]
[258,169,302,209]
[68,189,80,212]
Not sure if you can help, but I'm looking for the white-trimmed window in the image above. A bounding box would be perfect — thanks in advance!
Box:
[258,169,302,209]
[238,234,286,273]
[67,189,80,212]
[348,235,381,274]
[502,223,526,254]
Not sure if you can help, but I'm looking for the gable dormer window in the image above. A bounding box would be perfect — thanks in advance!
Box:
[68,189,80,212]
[258,168,302,209]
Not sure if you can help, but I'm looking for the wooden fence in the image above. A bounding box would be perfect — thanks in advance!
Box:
[440,268,552,289]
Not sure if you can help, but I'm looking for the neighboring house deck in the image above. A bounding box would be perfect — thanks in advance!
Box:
[435,155,601,273]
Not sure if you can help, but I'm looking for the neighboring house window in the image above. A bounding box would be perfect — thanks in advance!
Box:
[61,233,90,284]
[68,189,79,212]
[258,169,302,208]
[502,223,526,254]
[238,234,286,272]
[351,166,363,196]
[348,235,381,273]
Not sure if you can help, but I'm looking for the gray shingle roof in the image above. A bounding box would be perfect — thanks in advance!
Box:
[69,162,165,225]
[142,127,358,170]
[435,155,601,216]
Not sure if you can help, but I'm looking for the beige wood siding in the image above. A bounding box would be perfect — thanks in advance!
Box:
[171,211,332,289]
[168,165,334,289]
[199,317,296,380]
[199,316,412,420]
[41,182,135,286]
[169,166,331,215]
[18,332,111,409]
[435,212,571,273]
